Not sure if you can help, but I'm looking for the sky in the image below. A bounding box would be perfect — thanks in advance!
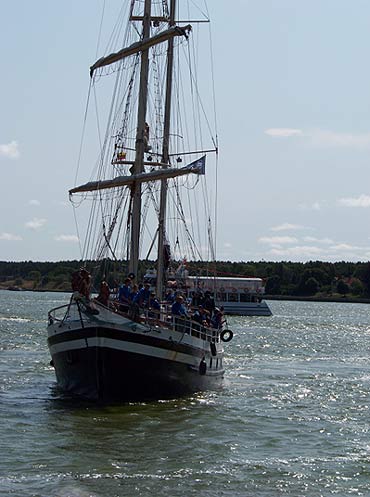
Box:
[1,0,370,263]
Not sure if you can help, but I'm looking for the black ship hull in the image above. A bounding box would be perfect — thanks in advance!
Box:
[48,324,224,402]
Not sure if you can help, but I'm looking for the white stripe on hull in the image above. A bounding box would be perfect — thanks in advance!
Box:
[49,335,207,369]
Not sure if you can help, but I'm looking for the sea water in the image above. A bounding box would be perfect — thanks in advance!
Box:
[1,289,370,496]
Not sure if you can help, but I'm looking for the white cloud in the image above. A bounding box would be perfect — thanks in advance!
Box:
[269,245,324,258]
[264,128,303,138]
[263,240,370,262]
[309,129,370,148]
[25,218,47,230]
[265,127,370,149]
[303,236,334,244]
[0,232,22,241]
[0,140,20,159]
[299,201,321,211]
[339,194,370,208]
[54,234,79,243]
[330,243,362,251]
[29,199,40,206]
[271,223,305,232]
[259,236,298,245]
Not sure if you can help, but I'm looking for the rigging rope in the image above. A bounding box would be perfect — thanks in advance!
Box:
[95,0,106,59]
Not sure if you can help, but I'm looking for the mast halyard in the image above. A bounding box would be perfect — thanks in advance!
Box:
[156,0,176,300]
[129,0,152,278]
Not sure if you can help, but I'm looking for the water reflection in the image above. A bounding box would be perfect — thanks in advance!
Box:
[2,293,370,495]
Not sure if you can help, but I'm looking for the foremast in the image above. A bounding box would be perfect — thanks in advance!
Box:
[129,0,151,278]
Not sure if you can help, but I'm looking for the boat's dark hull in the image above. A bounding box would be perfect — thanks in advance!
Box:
[48,324,224,401]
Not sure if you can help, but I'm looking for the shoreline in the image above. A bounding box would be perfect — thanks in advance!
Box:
[1,286,370,305]
[265,295,370,304]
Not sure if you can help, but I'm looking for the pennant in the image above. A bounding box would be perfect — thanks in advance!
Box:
[188,155,206,175]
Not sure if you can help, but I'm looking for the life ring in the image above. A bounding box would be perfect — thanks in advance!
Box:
[220,329,233,342]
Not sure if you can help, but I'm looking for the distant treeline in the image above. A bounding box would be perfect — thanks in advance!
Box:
[0,259,370,299]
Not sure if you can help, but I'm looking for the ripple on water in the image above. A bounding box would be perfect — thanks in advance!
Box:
[2,295,370,495]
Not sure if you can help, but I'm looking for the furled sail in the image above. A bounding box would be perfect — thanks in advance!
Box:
[69,157,206,195]
[90,25,191,76]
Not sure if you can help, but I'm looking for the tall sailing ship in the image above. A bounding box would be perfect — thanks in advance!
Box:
[47,0,233,401]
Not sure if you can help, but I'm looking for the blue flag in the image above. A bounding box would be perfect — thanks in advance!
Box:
[188,155,206,175]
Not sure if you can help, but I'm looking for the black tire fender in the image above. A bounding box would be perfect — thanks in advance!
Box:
[210,342,217,356]
[199,358,207,375]
[220,329,233,343]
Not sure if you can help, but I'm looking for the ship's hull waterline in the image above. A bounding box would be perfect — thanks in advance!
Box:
[48,311,225,401]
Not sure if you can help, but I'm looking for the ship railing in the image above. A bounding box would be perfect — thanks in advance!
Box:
[48,303,76,325]
[48,300,221,342]
[48,298,97,326]
[140,306,221,343]
[171,315,220,342]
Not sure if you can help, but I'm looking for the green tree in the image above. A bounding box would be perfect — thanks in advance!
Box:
[302,277,319,296]
[265,275,281,295]
[337,279,350,296]
[354,262,370,296]
[350,278,364,296]
[27,270,41,282]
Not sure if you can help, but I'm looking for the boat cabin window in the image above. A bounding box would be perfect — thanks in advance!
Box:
[227,293,239,302]
[240,293,251,303]
[216,292,226,301]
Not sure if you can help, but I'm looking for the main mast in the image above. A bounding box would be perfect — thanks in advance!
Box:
[79,1,193,278]
[129,0,152,278]
[156,0,176,299]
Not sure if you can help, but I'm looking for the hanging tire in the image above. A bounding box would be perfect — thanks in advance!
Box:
[220,329,233,343]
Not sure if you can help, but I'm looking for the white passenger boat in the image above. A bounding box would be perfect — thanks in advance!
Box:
[184,276,272,316]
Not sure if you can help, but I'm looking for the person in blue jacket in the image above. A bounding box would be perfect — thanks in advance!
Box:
[118,278,131,312]
[171,295,189,317]
[134,283,151,307]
